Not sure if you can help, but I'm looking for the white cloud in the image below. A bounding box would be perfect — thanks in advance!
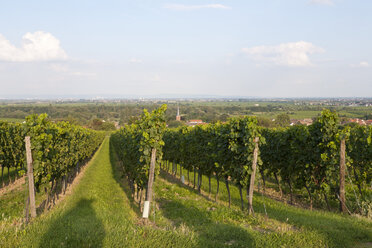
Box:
[359,61,370,67]
[309,0,334,5]
[351,61,370,68]
[242,41,324,67]
[152,74,161,82]
[164,4,231,11]
[129,58,143,63]
[49,63,95,77]
[169,59,189,64]
[49,63,69,72]
[0,31,67,62]
[71,71,96,77]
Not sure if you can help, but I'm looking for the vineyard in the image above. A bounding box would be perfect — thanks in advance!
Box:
[0,106,371,247]
[0,114,105,215]
[112,106,371,217]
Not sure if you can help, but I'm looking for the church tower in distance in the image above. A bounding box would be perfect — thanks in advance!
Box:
[176,105,181,121]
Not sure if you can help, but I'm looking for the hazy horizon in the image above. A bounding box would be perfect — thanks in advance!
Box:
[1,94,372,101]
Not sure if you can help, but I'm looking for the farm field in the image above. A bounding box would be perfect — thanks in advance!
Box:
[0,118,23,123]
[1,137,371,248]
[0,100,371,127]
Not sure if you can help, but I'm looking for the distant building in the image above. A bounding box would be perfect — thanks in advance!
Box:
[113,121,120,130]
[348,118,366,125]
[290,118,313,126]
[341,118,372,126]
[176,105,181,121]
[300,118,313,126]
[187,120,205,127]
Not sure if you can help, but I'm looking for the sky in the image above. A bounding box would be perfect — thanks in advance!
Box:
[0,0,371,98]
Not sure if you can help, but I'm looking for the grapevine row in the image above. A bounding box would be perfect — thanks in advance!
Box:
[0,114,105,192]
[163,109,371,214]
[110,105,167,202]
[111,107,370,215]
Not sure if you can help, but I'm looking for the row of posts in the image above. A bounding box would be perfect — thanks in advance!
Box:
[142,137,348,218]
[22,136,348,222]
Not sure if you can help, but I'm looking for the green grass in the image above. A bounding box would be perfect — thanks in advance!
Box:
[1,137,371,247]
[161,165,372,248]
[0,138,192,248]
[0,182,27,222]
[0,118,24,123]
[0,176,49,226]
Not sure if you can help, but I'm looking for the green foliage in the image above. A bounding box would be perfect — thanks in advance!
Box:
[347,125,372,200]
[0,114,105,190]
[275,113,291,127]
[0,121,26,172]
[261,109,371,214]
[89,118,116,131]
[111,104,167,189]
[163,117,262,191]
[308,109,340,196]
[228,116,263,187]
[167,120,185,128]
[257,116,277,128]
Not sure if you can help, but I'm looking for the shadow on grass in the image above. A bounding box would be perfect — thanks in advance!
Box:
[160,169,214,203]
[211,178,372,248]
[252,196,372,248]
[169,167,371,247]
[108,139,141,216]
[158,169,254,247]
[39,199,105,248]
[160,198,254,248]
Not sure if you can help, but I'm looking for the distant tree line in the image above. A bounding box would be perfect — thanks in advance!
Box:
[0,102,370,129]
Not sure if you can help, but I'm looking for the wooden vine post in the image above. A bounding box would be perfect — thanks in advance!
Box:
[248,137,259,215]
[143,148,157,219]
[25,136,37,219]
[339,138,346,213]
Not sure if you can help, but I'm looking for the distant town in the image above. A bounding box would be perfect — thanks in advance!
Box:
[0,98,371,130]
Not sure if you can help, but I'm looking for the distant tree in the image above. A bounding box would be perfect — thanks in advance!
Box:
[89,118,116,131]
[167,120,185,128]
[275,114,290,127]
[101,121,116,131]
[128,116,139,125]
[205,113,218,123]
[90,118,103,129]
[257,116,276,128]
[220,114,229,122]
[55,117,81,126]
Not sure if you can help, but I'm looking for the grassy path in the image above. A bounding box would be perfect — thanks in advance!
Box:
[1,137,371,247]
[1,138,191,247]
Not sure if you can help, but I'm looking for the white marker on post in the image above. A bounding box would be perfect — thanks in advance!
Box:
[143,201,150,218]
